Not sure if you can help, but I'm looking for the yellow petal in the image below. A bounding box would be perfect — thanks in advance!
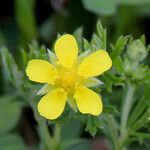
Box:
[38,88,67,119]
[77,50,112,78]
[74,85,102,115]
[54,34,78,69]
[26,59,57,84]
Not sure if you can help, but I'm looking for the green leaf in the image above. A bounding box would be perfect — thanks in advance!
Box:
[128,83,150,127]
[83,38,90,51]
[103,104,119,114]
[82,0,117,16]
[111,36,129,61]
[96,20,107,49]
[20,48,28,69]
[73,27,83,53]
[110,36,130,74]
[85,116,102,137]
[0,134,28,150]
[91,20,107,50]
[129,109,150,132]
[0,47,23,91]
[91,33,102,50]
[131,132,150,140]
[102,72,125,92]
[140,35,146,45]
[28,41,48,60]
[0,96,22,134]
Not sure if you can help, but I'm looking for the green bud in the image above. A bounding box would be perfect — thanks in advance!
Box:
[127,40,147,62]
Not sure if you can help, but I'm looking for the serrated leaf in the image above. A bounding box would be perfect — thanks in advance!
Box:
[111,36,130,61]
[0,47,23,91]
[73,27,83,53]
[102,72,125,92]
[128,83,150,127]
[96,20,107,49]
[91,20,107,50]
[131,132,150,140]
[28,41,48,60]
[83,38,90,51]
[129,109,150,132]
[20,48,28,69]
[103,104,119,114]
[85,116,101,137]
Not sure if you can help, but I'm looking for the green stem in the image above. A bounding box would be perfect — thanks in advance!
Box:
[119,83,135,149]
[121,83,135,135]
[37,117,55,150]
[54,124,61,143]
[105,114,118,149]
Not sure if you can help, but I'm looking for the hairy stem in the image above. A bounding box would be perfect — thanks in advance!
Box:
[37,117,55,150]
[121,83,135,135]
[119,83,135,149]
[54,124,61,143]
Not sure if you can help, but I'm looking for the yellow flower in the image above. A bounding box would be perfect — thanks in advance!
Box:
[26,34,112,119]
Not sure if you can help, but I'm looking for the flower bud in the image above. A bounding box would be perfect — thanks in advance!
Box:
[127,40,147,62]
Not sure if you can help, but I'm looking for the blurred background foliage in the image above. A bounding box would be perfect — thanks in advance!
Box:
[0,0,150,49]
[0,0,150,150]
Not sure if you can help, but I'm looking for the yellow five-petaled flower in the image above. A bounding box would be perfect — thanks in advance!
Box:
[26,34,112,120]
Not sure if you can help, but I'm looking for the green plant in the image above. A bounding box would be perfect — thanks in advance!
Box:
[0,21,149,150]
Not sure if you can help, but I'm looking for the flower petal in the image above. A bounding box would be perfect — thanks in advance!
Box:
[77,50,112,78]
[26,59,57,84]
[38,88,67,119]
[54,34,78,69]
[74,85,102,115]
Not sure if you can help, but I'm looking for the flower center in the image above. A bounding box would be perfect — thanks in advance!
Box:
[62,72,76,88]
[55,69,78,89]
